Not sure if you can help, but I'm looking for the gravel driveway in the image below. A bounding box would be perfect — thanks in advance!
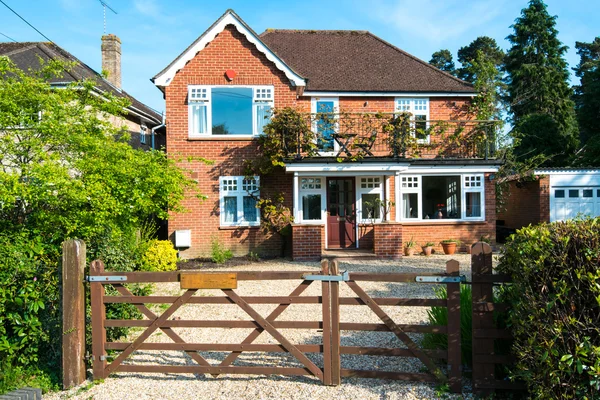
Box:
[50,254,484,400]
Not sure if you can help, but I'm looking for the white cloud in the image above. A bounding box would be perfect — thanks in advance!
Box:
[369,0,506,46]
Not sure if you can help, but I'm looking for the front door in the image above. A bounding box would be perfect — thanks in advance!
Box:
[327,178,356,248]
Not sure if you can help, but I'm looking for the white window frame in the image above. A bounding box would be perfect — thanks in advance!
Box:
[399,175,421,220]
[188,85,274,138]
[311,97,339,156]
[394,98,430,144]
[397,173,485,222]
[357,176,384,222]
[219,176,260,227]
[299,177,326,223]
[140,124,147,144]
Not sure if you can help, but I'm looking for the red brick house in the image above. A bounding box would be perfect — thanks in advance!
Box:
[497,168,600,238]
[152,10,501,260]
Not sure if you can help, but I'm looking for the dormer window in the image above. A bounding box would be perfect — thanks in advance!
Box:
[188,85,274,137]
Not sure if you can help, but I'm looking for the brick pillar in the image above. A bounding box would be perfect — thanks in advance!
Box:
[539,175,551,223]
[101,34,121,89]
[292,224,324,261]
[373,222,403,259]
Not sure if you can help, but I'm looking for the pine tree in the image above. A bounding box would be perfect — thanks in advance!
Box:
[505,0,578,166]
[457,36,505,83]
[429,49,456,75]
[573,38,600,147]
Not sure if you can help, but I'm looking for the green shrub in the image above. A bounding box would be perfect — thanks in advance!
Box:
[141,240,178,272]
[422,285,473,366]
[497,217,600,399]
[211,236,233,264]
[0,364,58,395]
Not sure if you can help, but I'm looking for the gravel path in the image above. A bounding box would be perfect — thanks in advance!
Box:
[50,254,488,400]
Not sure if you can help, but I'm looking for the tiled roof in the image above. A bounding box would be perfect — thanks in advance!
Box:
[0,42,162,123]
[260,30,475,93]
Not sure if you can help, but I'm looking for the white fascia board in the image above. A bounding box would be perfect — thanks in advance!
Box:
[303,91,476,98]
[535,169,600,175]
[153,13,306,88]
[406,165,500,174]
[285,163,410,174]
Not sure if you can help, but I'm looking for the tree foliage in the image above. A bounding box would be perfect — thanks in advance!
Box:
[573,37,600,166]
[429,49,456,75]
[457,36,505,83]
[504,0,578,166]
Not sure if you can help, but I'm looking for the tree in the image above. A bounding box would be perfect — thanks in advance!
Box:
[457,36,505,83]
[429,49,456,74]
[573,37,600,166]
[504,0,579,166]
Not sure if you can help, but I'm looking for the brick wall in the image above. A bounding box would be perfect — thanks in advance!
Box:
[373,223,403,259]
[497,175,549,231]
[292,224,324,261]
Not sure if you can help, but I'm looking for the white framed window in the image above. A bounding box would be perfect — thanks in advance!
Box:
[188,85,273,137]
[219,176,260,227]
[394,98,430,143]
[140,124,147,144]
[299,177,325,223]
[311,97,339,154]
[358,176,384,222]
[397,173,485,221]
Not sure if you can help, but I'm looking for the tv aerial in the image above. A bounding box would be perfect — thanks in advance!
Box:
[98,0,118,34]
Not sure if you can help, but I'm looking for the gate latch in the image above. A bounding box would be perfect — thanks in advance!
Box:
[415,276,466,283]
[302,270,350,282]
[86,276,128,282]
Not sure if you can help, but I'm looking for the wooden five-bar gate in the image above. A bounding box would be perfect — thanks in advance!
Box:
[61,241,521,395]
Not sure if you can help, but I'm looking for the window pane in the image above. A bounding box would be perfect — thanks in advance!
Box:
[583,189,593,198]
[191,104,207,134]
[302,194,321,220]
[466,192,482,217]
[362,194,381,220]
[316,101,335,151]
[212,87,253,135]
[555,189,565,198]
[422,176,461,219]
[402,193,418,218]
[243,196,258,222]
[223,197,238,223]
[415,115,427,140]
[569,189,579,198]
[255,103,271,135]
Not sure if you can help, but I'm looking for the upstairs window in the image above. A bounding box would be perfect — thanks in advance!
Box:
[395,98,430,142]
[188,86,273,137]
[140,124,147,144]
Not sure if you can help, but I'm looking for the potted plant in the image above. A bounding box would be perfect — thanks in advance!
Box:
[404,237,417,256]
[421,242,435,256]
[440,239,460,255]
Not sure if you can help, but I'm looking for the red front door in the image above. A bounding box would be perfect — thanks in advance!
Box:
[327,178,356,248]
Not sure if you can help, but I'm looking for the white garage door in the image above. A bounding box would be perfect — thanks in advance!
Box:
[551,187,600,222]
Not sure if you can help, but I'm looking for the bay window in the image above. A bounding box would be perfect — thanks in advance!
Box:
[189,86,273,137]
[219,176,260,227]
[358,177,384,222]
[299,177,325,222]
[398,173,485,221]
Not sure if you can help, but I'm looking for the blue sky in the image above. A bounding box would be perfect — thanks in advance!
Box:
[1,0,598,112]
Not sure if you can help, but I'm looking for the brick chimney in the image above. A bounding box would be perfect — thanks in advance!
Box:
[101,34,121,89]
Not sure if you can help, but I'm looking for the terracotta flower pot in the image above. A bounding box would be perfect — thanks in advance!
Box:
[440,242,457,255]
[404,247,416,256]
[422,246,433,256]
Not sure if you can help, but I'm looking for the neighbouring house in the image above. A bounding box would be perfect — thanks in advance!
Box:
[0,34,165,150]
[497,168,600,239]
[152,9,502,260]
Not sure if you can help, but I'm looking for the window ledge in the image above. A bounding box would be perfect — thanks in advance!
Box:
[188,136,258,141]
[219,225,260,230]
[400,220,487,226]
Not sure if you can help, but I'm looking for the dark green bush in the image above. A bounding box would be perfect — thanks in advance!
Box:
[497,217,600,399]
[422,285,473,366]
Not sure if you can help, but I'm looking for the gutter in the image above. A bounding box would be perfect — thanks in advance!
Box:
[150,113,166,150]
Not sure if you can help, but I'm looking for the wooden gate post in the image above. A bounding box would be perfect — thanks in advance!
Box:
[62,239,87,389]
[329,259,341,385]
[90,260,107,379]
[446,259,462,393]
[471,242,494,395]
[320,259,332,385]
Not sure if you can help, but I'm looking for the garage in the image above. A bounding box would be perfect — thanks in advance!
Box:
[544,169,600,222]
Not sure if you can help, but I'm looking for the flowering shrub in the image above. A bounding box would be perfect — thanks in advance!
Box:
[141,240,178,272]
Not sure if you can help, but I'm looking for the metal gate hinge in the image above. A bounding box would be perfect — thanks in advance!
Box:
[415,275,466,283]
[302,271,350,282]
[86,275,127,282]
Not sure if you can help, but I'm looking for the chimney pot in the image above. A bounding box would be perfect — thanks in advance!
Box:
[101,34,121,89]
